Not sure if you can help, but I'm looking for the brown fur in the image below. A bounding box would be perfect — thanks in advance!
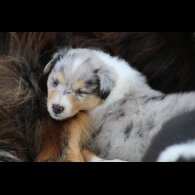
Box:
[48,90,58,103]
[56,73,65,84]
[0,32,59,161]
[69,95,81,114]
[65,112,92,162]
[54,32,195,93]
[72,80,86,91]
[89,32,195,93]
[81,149,96,162]
[36,111,92,162]
[79,95,102,110]
[1,32,195,161]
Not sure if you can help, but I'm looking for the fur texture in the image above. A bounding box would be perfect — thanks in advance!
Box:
[0,32,59,161]
[143,109,195,162]
[1,32,195,161]
[47,48,195,162]
[51,32,195,93]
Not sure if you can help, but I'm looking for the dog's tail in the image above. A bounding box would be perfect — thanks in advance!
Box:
[0,32,58,161]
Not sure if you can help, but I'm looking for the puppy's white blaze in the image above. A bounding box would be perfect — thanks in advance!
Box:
[71,57,84,74]
[60,95,73,118]
[157,140,195,162]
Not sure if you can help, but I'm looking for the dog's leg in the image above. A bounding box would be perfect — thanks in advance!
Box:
[66,127,85,162]
[81,149,127,162]
[65,112,92,162]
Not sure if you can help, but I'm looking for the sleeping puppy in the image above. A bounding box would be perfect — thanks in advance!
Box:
[43,48,195,162]
[42,49,123,162]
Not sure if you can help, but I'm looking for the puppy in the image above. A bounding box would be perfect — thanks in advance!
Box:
[43,48,195,162]
[41,49,122,162]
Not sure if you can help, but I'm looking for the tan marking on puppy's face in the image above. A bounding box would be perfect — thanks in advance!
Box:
[48,90,58,103]
[47,75,103,120]
[45,49,108,120]
[69,95,80,116]
[56,72,64,84]
[72,80,85,91]
[79,94,102,110]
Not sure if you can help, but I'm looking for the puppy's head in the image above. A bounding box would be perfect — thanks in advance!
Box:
[44,48,115,120]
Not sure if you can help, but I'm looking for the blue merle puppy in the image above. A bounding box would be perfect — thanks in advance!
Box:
[44,48,195,162]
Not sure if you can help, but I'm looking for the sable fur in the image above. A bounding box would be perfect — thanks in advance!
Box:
[0,32,59,161]
[36,111,92,162]
[1,32,195,161]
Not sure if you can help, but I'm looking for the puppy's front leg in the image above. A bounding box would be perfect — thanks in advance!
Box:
[65,112,92,162]
[65,122,85,162]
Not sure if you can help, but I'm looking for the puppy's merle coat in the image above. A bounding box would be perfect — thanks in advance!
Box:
[45,48,195,162]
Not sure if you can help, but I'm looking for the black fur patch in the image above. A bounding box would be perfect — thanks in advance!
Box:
[92,124,104,138]
[93,69,100,74]
[100,90,111,100]
[120,98,127,106]
[177,157,195,162]
[116,109,125,119]
[143,109,195,162]
[144,95,166,104]
[124,123,133,141]
[103,141,111,157]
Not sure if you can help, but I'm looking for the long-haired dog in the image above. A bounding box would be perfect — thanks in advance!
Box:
[1,32,195,162]
[39,49,122,162]
[43,47,195,162]
[0,32,62,161]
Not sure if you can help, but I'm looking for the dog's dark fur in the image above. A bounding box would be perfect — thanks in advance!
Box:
[142,109,195,162]
[89,32,195,93]
[0,32,59,161]
[54,32,195,93]
[0,32,195,161]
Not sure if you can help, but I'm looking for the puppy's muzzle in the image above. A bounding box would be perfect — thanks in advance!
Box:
[52,104,64,115]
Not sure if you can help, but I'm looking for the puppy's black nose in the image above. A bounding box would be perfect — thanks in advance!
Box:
[52,104,64,114]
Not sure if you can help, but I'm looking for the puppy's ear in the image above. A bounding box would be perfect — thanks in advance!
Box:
[96,68,115,100]
[43,59,55,75]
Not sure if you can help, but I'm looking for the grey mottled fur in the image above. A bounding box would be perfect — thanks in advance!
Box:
[47,48,195,162]
[89,93,195,161]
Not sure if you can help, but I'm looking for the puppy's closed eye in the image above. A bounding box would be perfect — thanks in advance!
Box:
[76,88,92,97]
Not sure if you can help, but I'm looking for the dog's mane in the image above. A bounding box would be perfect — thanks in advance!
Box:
[0,32,59,161]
